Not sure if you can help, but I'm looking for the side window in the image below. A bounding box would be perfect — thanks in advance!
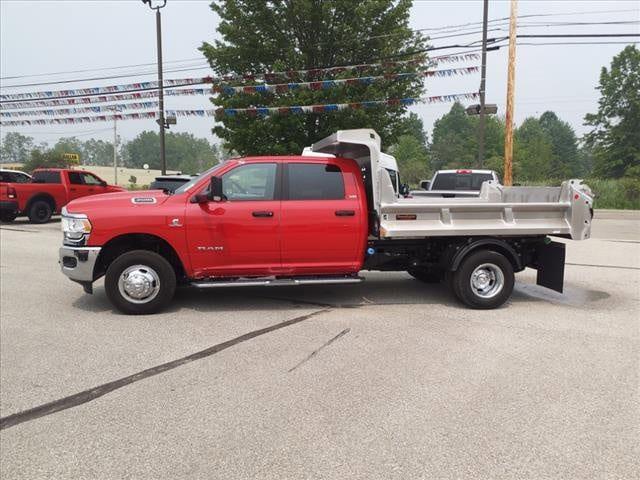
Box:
[287,163,344,200]
[68,172,83,185]
[32,171,62,184]
[14,173,31,183]
[82,173,103,185]
[222,163,277,201]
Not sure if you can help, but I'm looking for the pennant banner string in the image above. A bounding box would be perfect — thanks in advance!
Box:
[210,92,480,117]
[0,78,212,102]
[0,52,479,103]
[0,89,209,111]
[2,65,478,112]
[0,101,160,118]
[217,66,478,95]
[0,92,479,126]
[211,52,479,84]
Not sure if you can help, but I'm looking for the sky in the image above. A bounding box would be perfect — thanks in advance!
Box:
[1,0,639,148]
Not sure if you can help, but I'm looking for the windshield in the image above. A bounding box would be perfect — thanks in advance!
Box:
[431,173,494,191]
[174,163,226,194]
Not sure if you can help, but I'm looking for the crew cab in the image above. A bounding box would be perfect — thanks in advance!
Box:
[412,169,500,198]
[59,130,593,315]
[0,168,124,223]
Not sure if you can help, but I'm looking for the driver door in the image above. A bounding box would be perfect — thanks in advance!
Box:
[185,162,282,277]
[66,171,105,201]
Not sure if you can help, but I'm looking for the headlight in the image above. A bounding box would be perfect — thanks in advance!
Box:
[61,209,92,240]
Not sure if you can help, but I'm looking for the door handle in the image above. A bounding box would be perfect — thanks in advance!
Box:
[70,188,77,191]
[335,210,355,216]
[252,211,274,218]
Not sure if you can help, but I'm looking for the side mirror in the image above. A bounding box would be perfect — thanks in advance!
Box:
[100,180,107,187]
[400,183,410,197]
[208,176,224,202]
[420,180,431,190]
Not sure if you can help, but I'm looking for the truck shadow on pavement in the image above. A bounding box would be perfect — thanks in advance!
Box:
[71,273,457,315]
[71,271,610,315]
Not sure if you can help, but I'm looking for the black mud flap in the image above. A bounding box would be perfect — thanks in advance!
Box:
[535,241,566,293]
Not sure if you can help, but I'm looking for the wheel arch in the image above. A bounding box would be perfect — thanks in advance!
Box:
[447,238,523,272]
[25,193,56,213]
[93,233,187,281]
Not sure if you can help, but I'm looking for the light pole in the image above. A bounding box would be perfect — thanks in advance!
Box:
[108,106,122,185]
[477,0,489,168]
[142,0,168,175]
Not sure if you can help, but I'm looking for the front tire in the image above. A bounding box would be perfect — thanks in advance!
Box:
[28,200,52,224]
[451,250,514,309]
[105,250,176,315]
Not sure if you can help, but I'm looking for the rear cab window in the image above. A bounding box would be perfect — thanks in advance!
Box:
[287,163,344,200]
[431,173,494,191]
[32,171,62,184]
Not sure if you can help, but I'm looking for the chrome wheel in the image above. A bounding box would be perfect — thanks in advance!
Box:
[470,263,504,299]
[117,264,161,304]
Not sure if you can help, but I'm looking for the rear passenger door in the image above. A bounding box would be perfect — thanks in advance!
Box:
[280,162,362,275]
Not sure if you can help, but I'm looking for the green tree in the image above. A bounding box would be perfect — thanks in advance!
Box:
[201,0,428,155]
[23,149,69,172]
[52,137,84,159]
[82,138,114,166]
[584,45,640,178]
[0,132,34,164]
[386,113,429,186]
[123,131,219,173]
[429,102,476,170]
[389,135,429,186]
[514,117,555,181]
[538,111,582,178]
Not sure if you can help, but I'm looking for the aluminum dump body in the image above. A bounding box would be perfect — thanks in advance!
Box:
[312,129,594,241]
[379,177,593,240]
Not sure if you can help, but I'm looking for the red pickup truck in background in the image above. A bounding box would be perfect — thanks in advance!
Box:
[0,168,124,223]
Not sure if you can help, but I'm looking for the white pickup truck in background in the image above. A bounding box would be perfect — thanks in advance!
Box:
[412,169,500,198]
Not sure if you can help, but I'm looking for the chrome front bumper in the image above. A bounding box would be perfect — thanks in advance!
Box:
[59,246,101,283]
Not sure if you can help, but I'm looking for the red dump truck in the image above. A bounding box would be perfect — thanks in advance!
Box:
[59,130,593,314]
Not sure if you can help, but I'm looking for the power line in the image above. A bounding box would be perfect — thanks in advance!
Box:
[1,64,212,89]
[384,33,640,59]
[5,19,636,88]
[418,8,640,31]
[0,58,205,80]
[2,8,636,83]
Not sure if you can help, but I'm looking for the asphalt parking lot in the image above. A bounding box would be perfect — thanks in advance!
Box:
[0,210,638,479]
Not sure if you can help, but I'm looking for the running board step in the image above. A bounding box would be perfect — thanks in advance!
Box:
[191,276,364,289]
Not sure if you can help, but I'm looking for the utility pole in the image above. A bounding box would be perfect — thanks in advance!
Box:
[142,0,168,175]
[477,0,489,168]
[156,6,167,175]
[503,0,517,186]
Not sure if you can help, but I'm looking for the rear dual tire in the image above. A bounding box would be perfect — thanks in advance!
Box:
[105,250,176,315]
[450,250,514,309]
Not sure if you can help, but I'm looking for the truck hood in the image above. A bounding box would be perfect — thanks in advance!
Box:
[65,190,172,214]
